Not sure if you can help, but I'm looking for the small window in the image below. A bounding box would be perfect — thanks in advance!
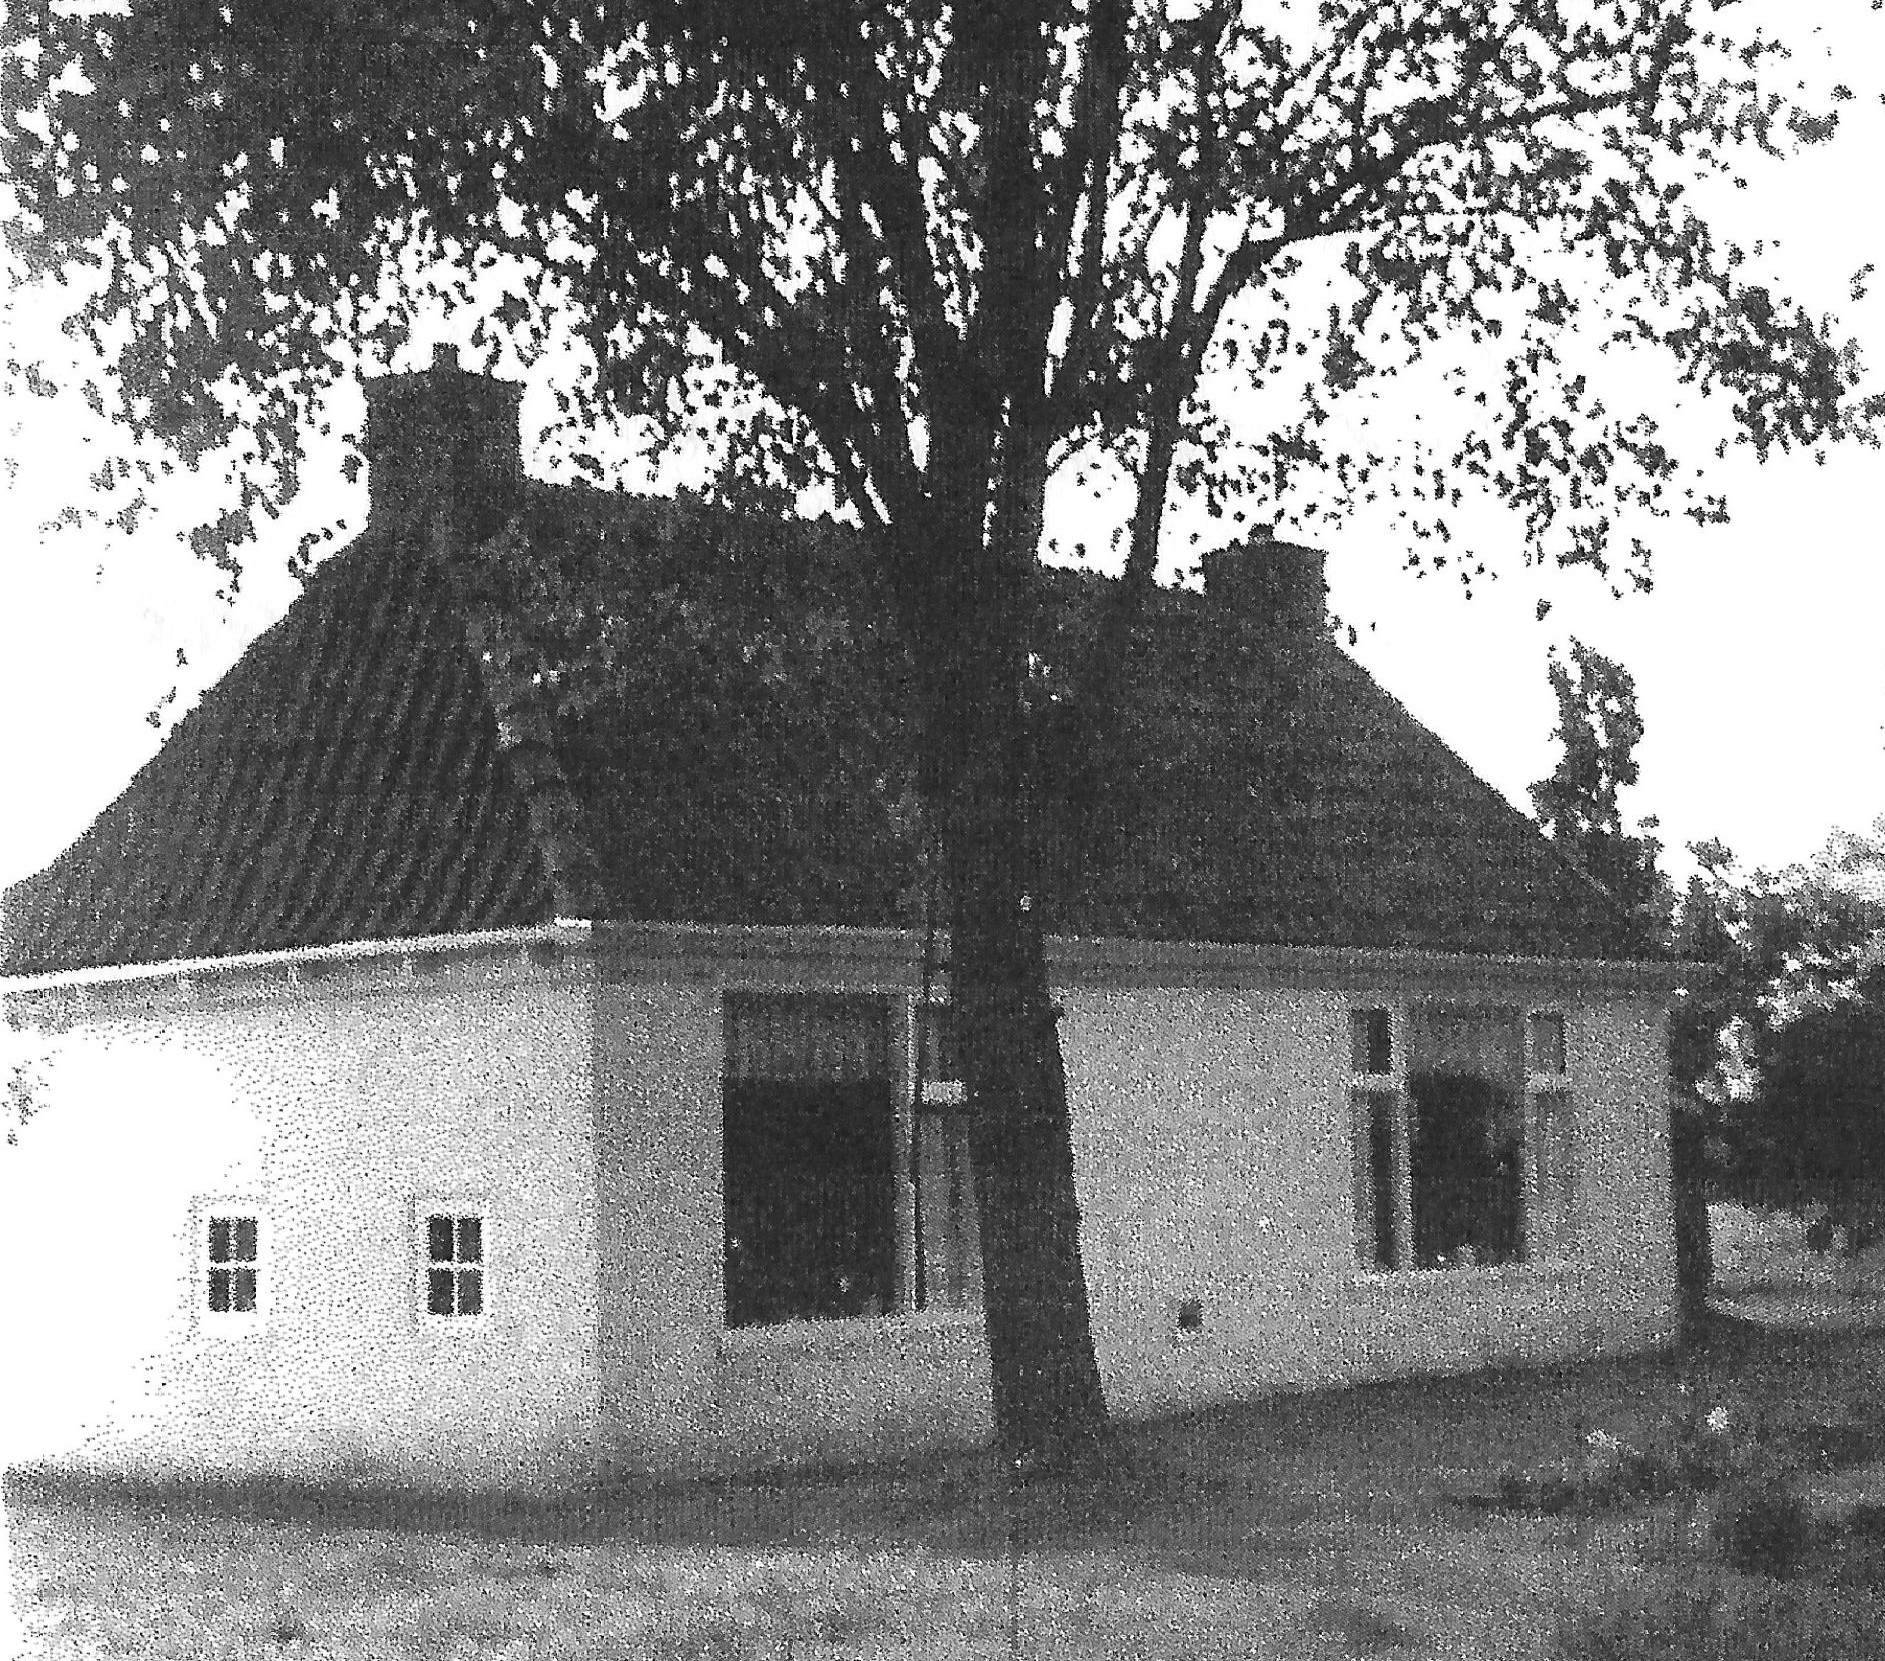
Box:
[204,1211,262,1317]
[425,1214,485,1317]
[1527,1013,1567,1077]
[1350,1009,1392,1076]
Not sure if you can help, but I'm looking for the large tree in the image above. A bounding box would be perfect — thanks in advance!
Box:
[5,0,1879,1464]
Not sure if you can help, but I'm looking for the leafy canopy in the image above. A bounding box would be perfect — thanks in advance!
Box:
[5,0,1879,602]
[1528,636,1670,935]
[1671,823,1885,1196]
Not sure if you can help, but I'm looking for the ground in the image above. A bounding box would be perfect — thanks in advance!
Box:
[9,1211,1884,1660]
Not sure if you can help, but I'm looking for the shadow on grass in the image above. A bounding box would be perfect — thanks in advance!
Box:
[9,1315,1874,1586]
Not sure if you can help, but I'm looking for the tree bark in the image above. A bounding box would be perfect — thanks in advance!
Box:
[943,762,1111,1469]
[901,458,1112,1467]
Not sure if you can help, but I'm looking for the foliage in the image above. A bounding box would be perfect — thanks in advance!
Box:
[1530,637,1671,938]
[4,1053,47,1147]
[1751,964,1885,1195]
[1712,1482,1813,1579]
[1558,1577,1885,1661]
[1671,822,1885,1205]
[4,1,1878,589]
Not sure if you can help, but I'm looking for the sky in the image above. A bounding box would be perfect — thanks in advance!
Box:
[2,9,1882,902]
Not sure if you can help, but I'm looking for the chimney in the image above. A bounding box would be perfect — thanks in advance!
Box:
[1199,531,1329,639]
[362,345,524,540]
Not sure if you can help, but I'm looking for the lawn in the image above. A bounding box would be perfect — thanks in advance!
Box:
[10,1312,1885,1659]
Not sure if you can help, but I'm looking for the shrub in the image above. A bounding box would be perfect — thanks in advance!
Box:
[1711,1484,1813,1579]
[1558,1578,1885,1661]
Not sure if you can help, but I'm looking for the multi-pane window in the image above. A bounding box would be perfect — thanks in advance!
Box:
[425,1214,485,1317]
[1349,1005,1576,1271]
[205,1213,261,1315]
[915,1002,981,1311]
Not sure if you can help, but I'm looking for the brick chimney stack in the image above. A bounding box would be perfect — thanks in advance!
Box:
[1199,532,1330,639]
[362,345,524,542]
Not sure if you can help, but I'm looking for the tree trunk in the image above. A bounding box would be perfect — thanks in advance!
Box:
[944,775,1111,1468]
[894,364,1111,1465]
[903,467,1110,1465]
[1670,1095,1714,1341]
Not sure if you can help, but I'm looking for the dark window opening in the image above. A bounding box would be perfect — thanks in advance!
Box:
[1352,1089,1402,1271]
[1407,1008,1527,1269]
[723,995,896,1328]
[919,1002,960,1082]
[1367,1096,1399,1270]
[724,1079,897,1325]
[1527,1012,1568,1076]
[1533,1088,1577,1255]
[1351,1009,1392,1075]
[915,1001,980,1312]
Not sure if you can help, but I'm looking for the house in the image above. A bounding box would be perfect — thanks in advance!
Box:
[0,355,1685,1495]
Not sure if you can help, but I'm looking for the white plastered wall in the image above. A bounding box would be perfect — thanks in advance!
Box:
[2,955,602,1494]
[584,936,1678,1477]
[1058,978,1679,1420]
[591,948,995,1479]
[3,931,1680,1490]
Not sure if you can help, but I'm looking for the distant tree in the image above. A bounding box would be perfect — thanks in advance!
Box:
[1529,639,1672,938]
[7,0,1882,1463]
[1751,965,1885,1198]
[1672,823,1885,1242]
[1734,828,1885,1222]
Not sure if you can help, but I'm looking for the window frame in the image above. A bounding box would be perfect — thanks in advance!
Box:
[717,988,983,1336]
[912,996,982,1315]
[412,1197,491,1329]
[195,1198,268,1333]
[1347,1003,1578,1275]
[1348,1007,1411,1273]
[1525,1012,1578,1260]
[720,990,902,1331]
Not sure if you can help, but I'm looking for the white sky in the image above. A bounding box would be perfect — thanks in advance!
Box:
[2,8,1882,898]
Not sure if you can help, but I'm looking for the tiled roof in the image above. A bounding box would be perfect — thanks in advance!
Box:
[0,522,560,976]
[1,372,1648,976]
[1025,578,1642,959]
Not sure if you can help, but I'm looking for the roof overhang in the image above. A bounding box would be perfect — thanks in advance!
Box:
[2,917,1705,1026]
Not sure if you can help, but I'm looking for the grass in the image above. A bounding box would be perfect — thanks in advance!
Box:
[12,1314,1885,1659]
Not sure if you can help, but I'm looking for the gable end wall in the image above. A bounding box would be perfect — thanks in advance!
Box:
[3,952,603,1494]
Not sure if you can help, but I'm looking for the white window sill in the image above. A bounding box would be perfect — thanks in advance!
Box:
[415,1313,494,1336]
[719,1304,984,1356]
[194,1311,271,1339]
[1345,1258,1578,1292]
